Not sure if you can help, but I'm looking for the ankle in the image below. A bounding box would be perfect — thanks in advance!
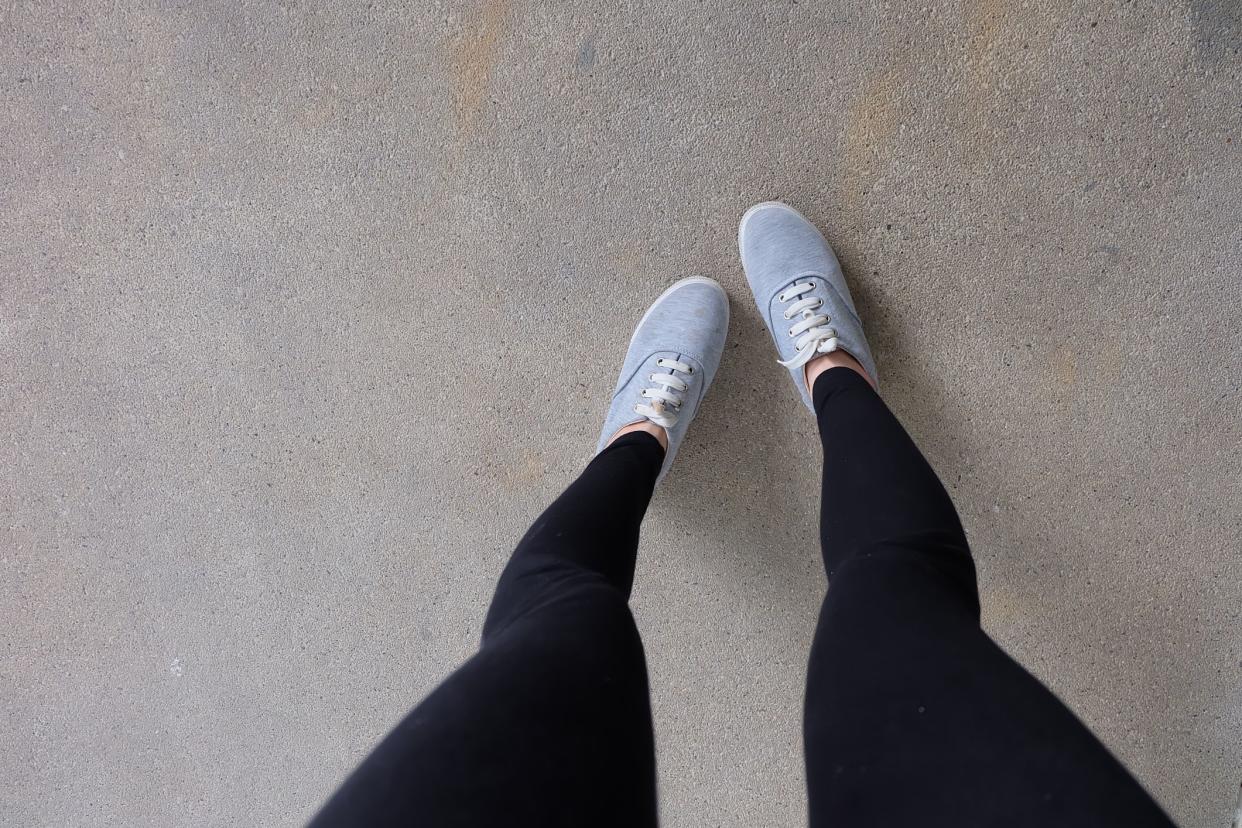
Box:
[607,420,668,451]
[805,350,876,393]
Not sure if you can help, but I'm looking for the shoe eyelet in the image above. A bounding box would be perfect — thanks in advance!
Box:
[777,293,786,303]
[686,366,694,374]
[788,328,795,336]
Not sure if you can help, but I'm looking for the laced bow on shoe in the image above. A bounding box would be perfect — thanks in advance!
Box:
[634,358,693,428]
[776,280,839,370]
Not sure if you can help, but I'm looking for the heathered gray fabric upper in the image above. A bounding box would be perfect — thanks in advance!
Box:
[595,277,729,482]
[738,201,878,411]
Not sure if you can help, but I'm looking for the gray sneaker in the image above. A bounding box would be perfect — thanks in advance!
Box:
[596,277,729,482]
[738,201,877,411]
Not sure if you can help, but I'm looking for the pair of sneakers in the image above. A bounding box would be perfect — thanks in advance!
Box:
[596,201,879,481]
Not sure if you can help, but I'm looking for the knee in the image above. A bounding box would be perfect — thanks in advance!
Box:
[484,561,641,649]
[827,537,980,622]
[483,579,649,696]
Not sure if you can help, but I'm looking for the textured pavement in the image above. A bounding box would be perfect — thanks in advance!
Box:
[3,1,1240,825]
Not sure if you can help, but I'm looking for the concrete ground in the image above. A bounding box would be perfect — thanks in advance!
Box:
[3,0,1240,825]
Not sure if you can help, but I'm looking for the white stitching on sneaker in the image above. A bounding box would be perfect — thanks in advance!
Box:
[634,358,692,428]
[776,281,838,370]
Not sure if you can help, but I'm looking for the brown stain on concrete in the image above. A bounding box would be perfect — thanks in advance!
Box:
[841,65,903,201]
[960,0,1007,164]
[839,0,1027,201]
[450,0,513,133]
[1049,345,1079,414]
[964,0,1011,95]
[981,585,1034,629]
[1096,340,1124,385]
[965,0,1006,72]
[1052,346,1078,388]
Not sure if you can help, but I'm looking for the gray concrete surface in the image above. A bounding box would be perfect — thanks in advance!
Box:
[3,0,1240,825]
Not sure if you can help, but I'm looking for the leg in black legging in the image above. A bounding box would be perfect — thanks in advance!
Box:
[312,432,664,828]
[804,366,1174,827]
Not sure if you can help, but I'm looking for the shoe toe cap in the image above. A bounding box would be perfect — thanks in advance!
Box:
[739,202,840,289]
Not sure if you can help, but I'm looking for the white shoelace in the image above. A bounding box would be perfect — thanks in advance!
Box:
[776,280,839,370]
[634,358,692,428]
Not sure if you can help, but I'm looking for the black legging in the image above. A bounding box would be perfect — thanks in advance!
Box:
[312,367,1174,827]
